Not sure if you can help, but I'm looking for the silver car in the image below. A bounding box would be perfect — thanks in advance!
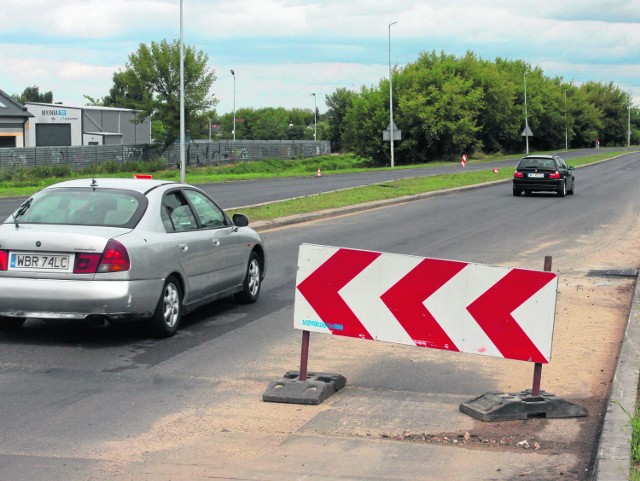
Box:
[0,178,266,337]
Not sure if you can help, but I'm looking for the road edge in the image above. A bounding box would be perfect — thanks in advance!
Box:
[594,273,640,480]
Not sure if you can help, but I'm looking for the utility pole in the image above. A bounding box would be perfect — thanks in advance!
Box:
[389,21,397,167]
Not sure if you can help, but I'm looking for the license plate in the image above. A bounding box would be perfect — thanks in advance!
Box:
[9,252,74,272]
[528,173,544,178]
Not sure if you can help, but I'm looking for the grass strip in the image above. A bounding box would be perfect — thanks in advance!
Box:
[227,151,628,221]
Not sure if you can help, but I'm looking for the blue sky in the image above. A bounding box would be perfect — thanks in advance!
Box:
[2,0,639,115]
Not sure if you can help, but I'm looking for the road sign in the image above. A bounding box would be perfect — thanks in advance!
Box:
[294,244,558,363]
[521,126,534,137]
[383,121,402,141]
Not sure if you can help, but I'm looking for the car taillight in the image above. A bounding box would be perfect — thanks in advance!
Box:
[549,171,561,179]
[74,253,101,273]
[514,171,524,178]
[98,239,130,273]
[73,240,130,274]
[0,250,7,271]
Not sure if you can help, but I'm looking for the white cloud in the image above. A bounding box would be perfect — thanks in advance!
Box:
[1,0,638,113]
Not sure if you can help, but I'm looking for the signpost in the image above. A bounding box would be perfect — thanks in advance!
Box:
[264,245,587,420]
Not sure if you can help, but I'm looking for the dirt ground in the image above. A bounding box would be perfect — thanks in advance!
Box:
[92,207,640,480]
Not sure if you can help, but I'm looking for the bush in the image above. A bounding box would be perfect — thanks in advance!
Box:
[32,165,71,179]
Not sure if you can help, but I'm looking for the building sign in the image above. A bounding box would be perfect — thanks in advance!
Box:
[41,109,67,116]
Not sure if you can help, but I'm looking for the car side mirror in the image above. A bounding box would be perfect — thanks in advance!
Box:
[568,166,575,170]
[232,213,249,227]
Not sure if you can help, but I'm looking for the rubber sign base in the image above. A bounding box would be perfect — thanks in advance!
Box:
[460,390,588,421]
[263,371,347,405]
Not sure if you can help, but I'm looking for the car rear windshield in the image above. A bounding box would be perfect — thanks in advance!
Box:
[6,188,147,228]
[518,158,556,170]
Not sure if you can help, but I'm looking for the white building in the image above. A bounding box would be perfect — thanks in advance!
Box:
[25,103,151,147]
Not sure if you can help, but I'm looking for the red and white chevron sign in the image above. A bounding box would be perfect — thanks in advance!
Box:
[294,244,558,363]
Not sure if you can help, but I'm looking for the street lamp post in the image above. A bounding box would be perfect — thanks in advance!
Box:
[389,21,397,168]
[628,103,632,148]
[230,69,236,141]
[179,0,185,183]
[311,93,317,141]
[524,71,529,155]
[564,89,569,151]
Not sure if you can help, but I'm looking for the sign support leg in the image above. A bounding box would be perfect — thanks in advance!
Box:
[299,330,310,382]
[532,362,543,396]
[530,256,552,396]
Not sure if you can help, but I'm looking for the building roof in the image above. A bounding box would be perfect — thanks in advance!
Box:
[26,102,138,113]
[0,89,34,119]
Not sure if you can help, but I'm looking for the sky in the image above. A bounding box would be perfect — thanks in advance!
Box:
[1,0,639,116]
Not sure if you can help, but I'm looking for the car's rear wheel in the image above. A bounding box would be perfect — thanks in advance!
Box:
[147,276,182,338]
[235,252,261,304]
[568,179,575,195]
[0,316,26,330]
[557,181,566,197]
[512,186,521,196]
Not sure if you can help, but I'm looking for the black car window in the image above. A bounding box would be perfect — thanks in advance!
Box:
[162,191,197,232]
[184,190,227,229]
[4,188,146,228]
[520,158,560,170]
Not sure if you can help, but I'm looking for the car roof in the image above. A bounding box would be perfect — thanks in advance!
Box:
[43,178,182,195]
[521,154,557,160]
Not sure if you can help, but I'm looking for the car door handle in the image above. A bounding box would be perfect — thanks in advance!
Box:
[212,239,221,247]
[178,243,188,252]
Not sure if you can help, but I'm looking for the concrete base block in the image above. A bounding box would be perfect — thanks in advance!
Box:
[460,389,588,421]
[263,371,346,405]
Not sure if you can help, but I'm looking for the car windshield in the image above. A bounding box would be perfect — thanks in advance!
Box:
[518,158,556,170]
[4,188,147,228]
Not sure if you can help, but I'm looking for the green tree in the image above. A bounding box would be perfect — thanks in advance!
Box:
[13,86,53,104]
[325,88,356,151]
[580,81,630,146]
[342,85,389,163]
[104,39,216,149]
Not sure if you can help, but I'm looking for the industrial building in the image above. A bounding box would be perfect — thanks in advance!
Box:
[25,102,151,146]
[0,89,33,148]
[0,89,151,148]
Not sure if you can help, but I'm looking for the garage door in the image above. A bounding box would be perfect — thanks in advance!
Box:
[36,124,72,146]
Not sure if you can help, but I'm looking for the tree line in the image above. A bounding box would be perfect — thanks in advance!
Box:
[328,51,640,164]
[13,43,639,164]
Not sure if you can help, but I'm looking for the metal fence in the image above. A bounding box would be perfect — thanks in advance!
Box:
[0,140,331,171]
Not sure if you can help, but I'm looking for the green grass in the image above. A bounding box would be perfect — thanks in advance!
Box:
[632,405,640,480]
[227,169,512,220]
[0,150,631,220]
[226,151,628,220]
[0,151,525,197]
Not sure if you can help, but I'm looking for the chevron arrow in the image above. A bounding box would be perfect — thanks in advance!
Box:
[294,244,558,363]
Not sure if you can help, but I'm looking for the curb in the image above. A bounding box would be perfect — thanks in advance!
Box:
[594,274,640,480]
[250,178,509,232]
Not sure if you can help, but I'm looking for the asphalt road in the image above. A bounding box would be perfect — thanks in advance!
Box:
[0,149,638,480]
[0,148,621,218]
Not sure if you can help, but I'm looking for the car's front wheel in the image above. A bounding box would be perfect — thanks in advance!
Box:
[0,316,26,330]
[147,276,182,338]
[235,252,262,304]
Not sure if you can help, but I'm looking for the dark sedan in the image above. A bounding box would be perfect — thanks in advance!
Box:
[513,154,575,197]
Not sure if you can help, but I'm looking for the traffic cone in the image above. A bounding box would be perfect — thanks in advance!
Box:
[316,168,322,177]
